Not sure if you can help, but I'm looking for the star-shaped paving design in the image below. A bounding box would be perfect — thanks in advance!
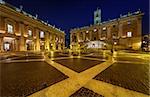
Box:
[28,53,149,97]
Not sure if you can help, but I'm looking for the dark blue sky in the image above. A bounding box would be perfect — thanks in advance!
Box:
[4,0,149,45]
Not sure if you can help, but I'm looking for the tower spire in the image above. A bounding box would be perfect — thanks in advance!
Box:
[94,7,101,25]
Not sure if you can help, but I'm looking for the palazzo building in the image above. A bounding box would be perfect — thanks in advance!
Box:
[0,1,65,52]
[70,9,143,50]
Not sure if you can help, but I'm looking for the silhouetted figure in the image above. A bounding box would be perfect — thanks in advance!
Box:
[111,49,113,56]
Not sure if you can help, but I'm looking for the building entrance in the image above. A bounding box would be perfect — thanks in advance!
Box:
[4,42,10,51]
[40,41,45,51]
[3,37,15,51]
[26,39,34,51]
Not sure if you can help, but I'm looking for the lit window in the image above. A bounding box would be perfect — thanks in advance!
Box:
[127,32,132,37]
[55,37,58,42]
[103,27,106,30]
[7,24,13,33]
[143,41,146,43]
[94,29,97,32]
[127,21,131,25]
[40,31,44,38]
[4,43,10,51]
[28,30,32,36]
[114,42,117,45]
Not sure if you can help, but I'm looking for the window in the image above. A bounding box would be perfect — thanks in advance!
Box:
[28,30,32,36]
[4,42,10,51]
[127,32,132,37]
[7,24,13,33]
[102,27,106,31]
[96,14,99,17]
[113,25,116,28]
[114,42,117,45]
[40,31,44,38]
[127,21,131,25]
[96,21,99,24]
[94,29,97,32]
[55,37,58,42]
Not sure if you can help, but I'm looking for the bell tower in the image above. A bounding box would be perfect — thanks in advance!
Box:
[94,8,101,24]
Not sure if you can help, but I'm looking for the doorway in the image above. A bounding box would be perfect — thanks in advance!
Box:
[3,37,15,51]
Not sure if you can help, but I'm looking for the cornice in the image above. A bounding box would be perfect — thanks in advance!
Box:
[0,4,65,36]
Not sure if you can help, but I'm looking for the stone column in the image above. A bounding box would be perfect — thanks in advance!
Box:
[98,28,101,40]
[49,33,52,50]
[118,23,123,38]
[19,23,25,51]
[45,32,50,51]
[134,17,142,50]
[32,28,36,51]
[107,26,111,39]
[35,28,40,51]
[137,17,142,37]
[52,35,56,50]
[77,32,80,42]
[58,43,61,50]
[62,37,65,50]
[0,17,5,52]
[0,16,5,31]
[89,31,92,41]
[58,37,61,50]
[83,32,85,42]
[0,38,3,52]
[70,33,72,43]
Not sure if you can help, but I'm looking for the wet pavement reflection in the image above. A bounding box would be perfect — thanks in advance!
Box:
[1,61,68,96]
[54,58,104,73]
[94,62,150,95]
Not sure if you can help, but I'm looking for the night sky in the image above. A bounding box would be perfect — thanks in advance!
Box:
[4,0,149,46]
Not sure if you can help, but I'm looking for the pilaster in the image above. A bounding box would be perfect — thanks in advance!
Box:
[0,16,5,31]
[45,32,50,51]
[107,26,111,39]
[52,35,56,50]
[0,38,3,52]
[35,28,40,51]
[19,22,25,51]
[118,23,123,38]
[83,32,85,42]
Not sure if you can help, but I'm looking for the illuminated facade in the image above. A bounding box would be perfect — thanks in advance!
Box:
[142,34,150,51]
[70,9,143,50]
[0,1,65,52]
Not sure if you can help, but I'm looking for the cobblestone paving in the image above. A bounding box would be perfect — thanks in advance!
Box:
[54,58,104,73]
[0,52,44,61]
[84,55,108,59]
[48,52,69,58]
[94,62,150,95]
[12,56,44,60]
[116,57,147,62]
[0,55,19,60]
[0,61,68,97]
[70,87,104,97]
